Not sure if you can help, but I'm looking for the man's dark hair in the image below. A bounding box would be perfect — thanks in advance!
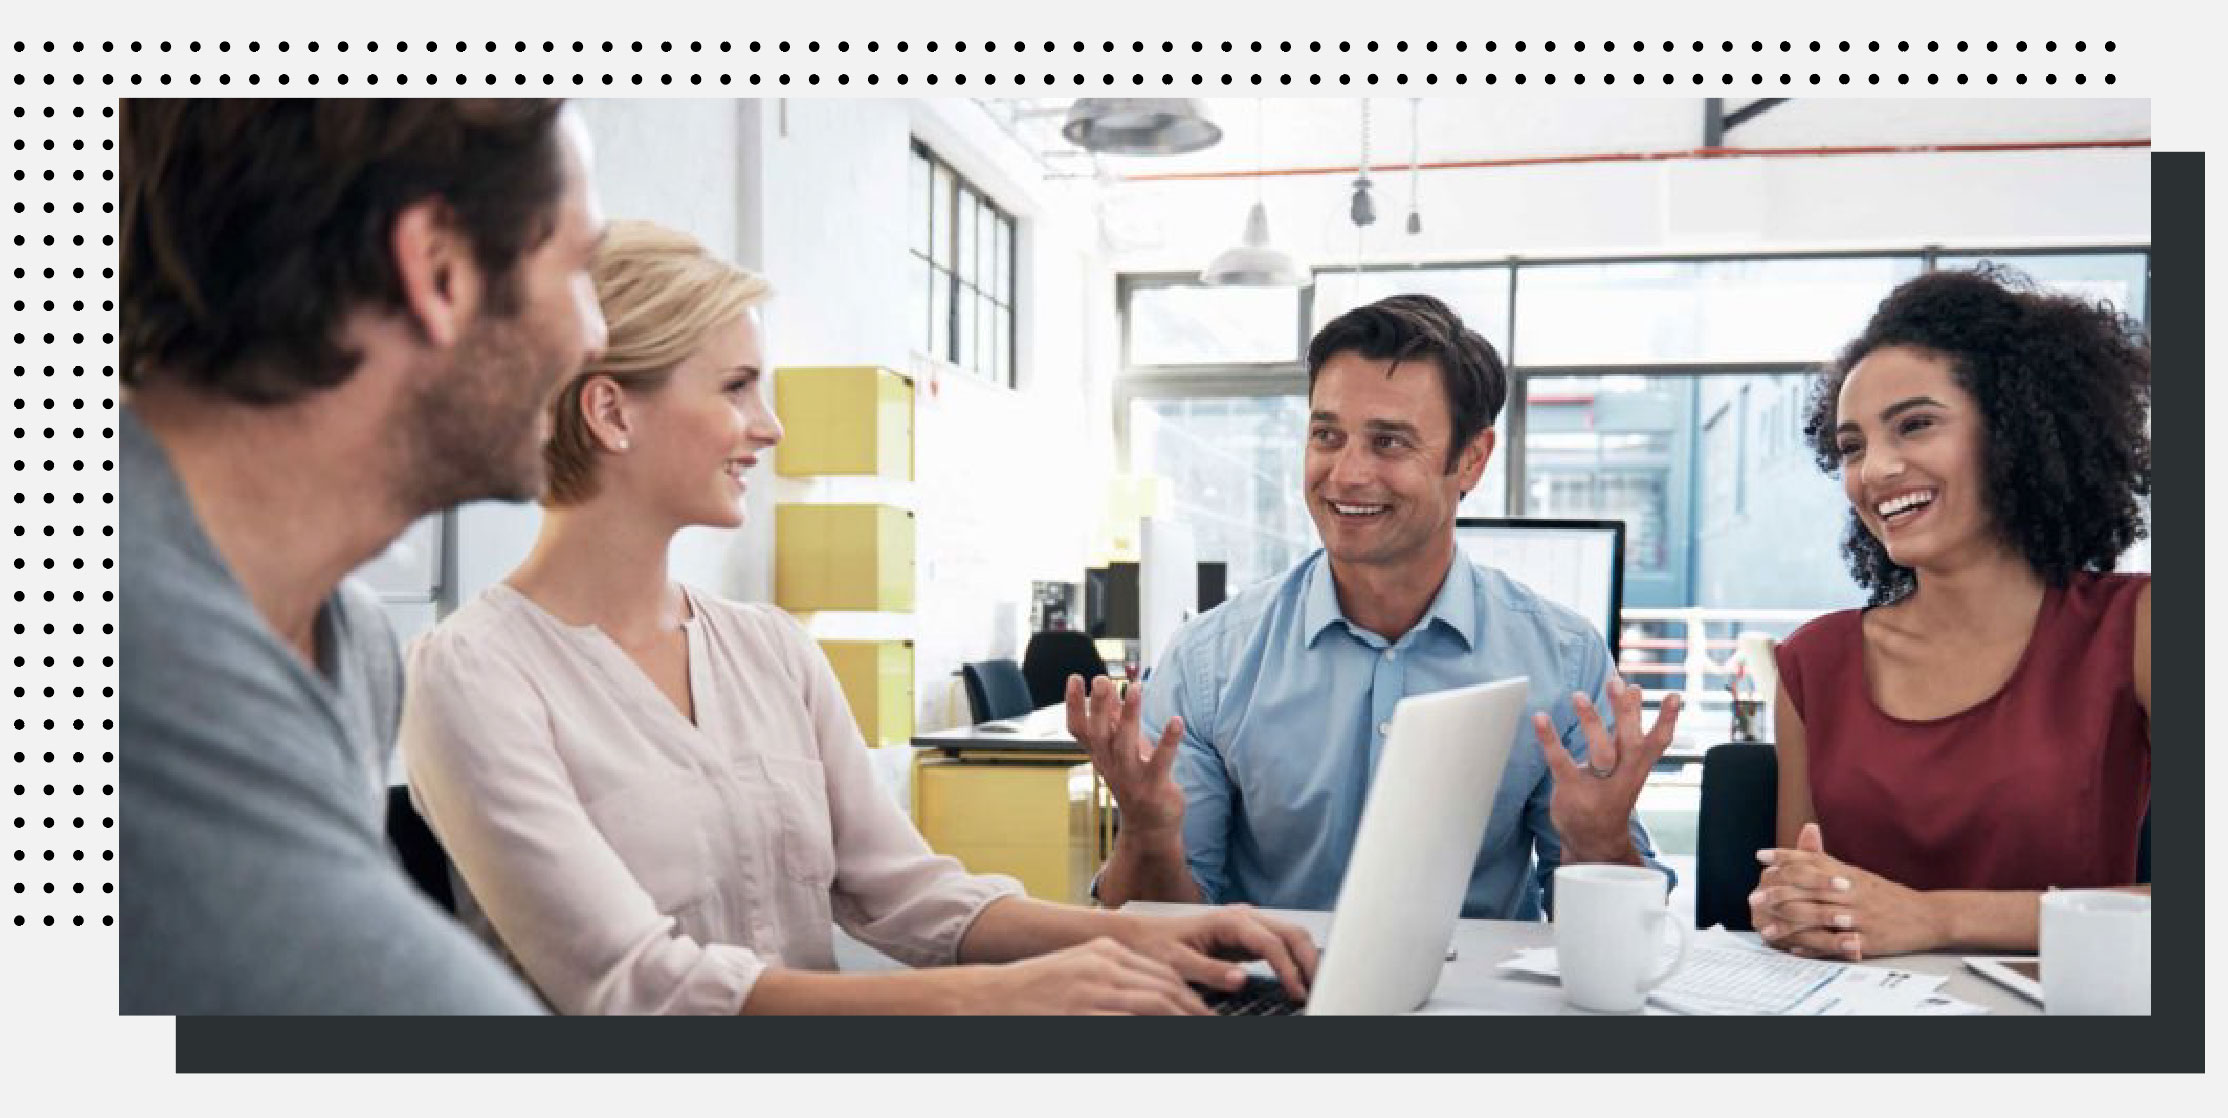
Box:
[121,99,570,405]
[1305,293,1508,472]
[1803,264,2152,605]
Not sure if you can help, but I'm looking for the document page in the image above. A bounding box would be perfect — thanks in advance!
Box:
[1501,929,1990,1015]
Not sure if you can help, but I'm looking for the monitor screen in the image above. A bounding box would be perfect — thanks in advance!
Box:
[1100,562,1140,641]
[1083,568,1107,636]
[1454,518,1626,659]
[1196,561,1228,613]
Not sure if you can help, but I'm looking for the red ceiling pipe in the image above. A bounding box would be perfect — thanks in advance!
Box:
[1116,138,2151,183]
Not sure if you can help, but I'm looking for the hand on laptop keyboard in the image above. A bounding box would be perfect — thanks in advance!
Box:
[1194,974,1305,1016]
[962,939,1220,1014]
[1116,905,1320,1007]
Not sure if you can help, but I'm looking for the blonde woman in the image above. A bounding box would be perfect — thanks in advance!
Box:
[398,221,1315,1015]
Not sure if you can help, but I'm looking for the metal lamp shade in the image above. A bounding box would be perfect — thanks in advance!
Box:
[1201,201,1311,287]
[1062,98,1223,155]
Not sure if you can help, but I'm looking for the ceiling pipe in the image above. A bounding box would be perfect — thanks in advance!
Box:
[1115,137,2151,183]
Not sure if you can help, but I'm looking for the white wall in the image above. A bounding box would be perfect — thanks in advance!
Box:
[450,99,753,608]
[742,99,1116,739]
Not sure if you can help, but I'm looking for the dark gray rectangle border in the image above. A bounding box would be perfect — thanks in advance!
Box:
[175,151,2201,1076]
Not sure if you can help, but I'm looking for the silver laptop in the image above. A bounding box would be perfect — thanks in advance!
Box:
[1301,675,1530,1015]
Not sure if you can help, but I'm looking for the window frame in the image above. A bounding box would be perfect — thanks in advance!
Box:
[1117,245,2151,512]
[1112,243,2151,758]
[911,140,1018,388]
[1117,272,1311,375]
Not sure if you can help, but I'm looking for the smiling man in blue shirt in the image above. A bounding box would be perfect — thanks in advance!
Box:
[1072,294,1680,921]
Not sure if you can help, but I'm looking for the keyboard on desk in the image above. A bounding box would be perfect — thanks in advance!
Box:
[1198,974,1303,1016]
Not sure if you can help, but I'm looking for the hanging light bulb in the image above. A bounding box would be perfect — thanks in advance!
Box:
[1405,98,1423,235]
[1202,99,1311,288]
[1350,98,1377,228]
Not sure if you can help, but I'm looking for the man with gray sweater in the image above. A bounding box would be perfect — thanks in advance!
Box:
[119,99,610,1013]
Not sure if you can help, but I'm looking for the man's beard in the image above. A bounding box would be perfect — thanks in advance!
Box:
[392,315,564,516]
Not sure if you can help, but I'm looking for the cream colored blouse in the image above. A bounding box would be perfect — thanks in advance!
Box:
[398,584,1021,1015]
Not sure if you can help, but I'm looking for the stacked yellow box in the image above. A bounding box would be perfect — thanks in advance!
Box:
[774,365,917,750]
[774,504,915,613]
[817,639,914,747]
[773,365,913,480]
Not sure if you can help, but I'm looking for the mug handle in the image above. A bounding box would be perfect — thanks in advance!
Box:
[1637,909,1692,996]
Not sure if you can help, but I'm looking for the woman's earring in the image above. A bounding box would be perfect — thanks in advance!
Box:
[615,438,630,452]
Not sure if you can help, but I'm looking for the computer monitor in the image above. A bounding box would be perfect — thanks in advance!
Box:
[1196,561,1227,613]
[1454,518,1626,659]
[1096,562,1139,641]
[1084,567,1107,636]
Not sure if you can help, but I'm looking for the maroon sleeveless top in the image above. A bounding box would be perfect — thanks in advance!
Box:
[1775,572,2150,892]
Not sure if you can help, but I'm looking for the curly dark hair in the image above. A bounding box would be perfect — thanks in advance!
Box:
[1802,264,2151,605]
[121,99,569,406]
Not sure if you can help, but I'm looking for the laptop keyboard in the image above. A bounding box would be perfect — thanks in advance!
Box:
[1198,974,1304,1016]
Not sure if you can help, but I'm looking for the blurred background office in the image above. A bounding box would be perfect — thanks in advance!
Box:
[358,96,2149,923]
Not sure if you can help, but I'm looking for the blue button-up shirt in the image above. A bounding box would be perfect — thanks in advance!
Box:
[1142,549,1668,921]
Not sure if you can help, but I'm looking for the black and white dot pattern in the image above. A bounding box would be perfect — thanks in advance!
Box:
[2,74,117,935]
[0,37,2121,90]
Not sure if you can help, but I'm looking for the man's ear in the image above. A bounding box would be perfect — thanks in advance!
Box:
[389,199,484,349]
[1455,425,1496,496]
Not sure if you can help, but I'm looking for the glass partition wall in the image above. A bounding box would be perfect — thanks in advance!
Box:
[1115,246,2149,912]
[1117,247,2150,726]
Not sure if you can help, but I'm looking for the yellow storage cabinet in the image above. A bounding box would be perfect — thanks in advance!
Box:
[775,503,914,612]
[816,639,914,747]
[912,758,1104,905]
[773,365,913,480]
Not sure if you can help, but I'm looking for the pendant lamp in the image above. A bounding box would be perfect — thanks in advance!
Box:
[1062,99,1222,156]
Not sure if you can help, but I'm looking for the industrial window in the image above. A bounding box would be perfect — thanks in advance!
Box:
[910,141,1017,387]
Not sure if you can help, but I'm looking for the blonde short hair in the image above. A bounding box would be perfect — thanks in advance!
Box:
[542,219,773,506]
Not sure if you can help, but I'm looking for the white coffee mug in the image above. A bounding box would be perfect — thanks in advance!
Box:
[1553,864,1690,1013]
[2040,889,2150,1015]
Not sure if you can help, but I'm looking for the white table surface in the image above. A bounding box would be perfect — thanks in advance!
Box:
[1121,901,2040,1016]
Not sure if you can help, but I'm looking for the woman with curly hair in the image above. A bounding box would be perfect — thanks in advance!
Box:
[1750,265,2151,960]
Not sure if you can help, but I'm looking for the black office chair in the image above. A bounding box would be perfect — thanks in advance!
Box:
[1694,741,1777,931]
[1695,747,2154,925]
[2137,809,2150,884]
[385,785,457,915]
[1021,630,1110,709]
[961,658,1035,723]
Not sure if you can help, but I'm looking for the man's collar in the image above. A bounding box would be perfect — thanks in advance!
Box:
[1303,549,1478,652]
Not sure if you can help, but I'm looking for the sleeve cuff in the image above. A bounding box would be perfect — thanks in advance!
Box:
[940,874,1027,965]
[685,944,769,1016]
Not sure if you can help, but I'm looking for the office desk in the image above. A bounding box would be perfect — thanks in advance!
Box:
[911,703,1077,754]
[1121,901,2039,1016]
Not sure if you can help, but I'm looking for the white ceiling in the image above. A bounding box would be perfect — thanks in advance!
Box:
[988,97,2149,179]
